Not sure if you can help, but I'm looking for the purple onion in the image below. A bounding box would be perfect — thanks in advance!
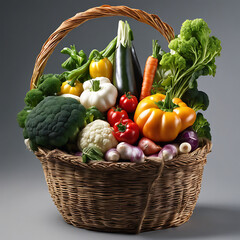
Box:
[158,144,178,161]
[178,130,199,151]
[116,142,145,163]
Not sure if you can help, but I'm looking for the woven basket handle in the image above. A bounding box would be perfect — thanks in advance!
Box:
[30,5,175,89]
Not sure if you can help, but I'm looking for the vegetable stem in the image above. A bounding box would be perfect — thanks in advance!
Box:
[90,80,101,91]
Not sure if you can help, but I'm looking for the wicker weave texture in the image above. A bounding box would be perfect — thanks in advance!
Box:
[36,142,211,233]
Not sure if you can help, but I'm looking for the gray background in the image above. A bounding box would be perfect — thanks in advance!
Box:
[1,0,240,239]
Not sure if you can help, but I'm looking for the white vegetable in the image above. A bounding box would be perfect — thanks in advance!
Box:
[80,77,118,112]
[116,142,145,163]
[158,144,178,161]
[60,94,80,102]
[179,142,192,154]
[77,120,118,153]
[105,148,120,162]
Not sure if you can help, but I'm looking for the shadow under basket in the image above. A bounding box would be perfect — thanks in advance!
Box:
[29,5,212,234]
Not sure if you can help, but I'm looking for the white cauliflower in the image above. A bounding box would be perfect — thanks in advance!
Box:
[77,120,118,153]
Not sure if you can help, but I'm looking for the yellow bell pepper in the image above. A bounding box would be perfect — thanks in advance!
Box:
[134,94,196,142]
[60,80,83,96]
[89,57,113,81]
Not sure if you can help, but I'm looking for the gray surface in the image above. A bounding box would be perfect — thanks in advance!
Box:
[1,0,240,239]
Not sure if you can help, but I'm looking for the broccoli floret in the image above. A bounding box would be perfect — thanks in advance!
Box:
[85,106,105,125]
[17,106,32,128]
[181,19,211,44]
[38,76,62,96]
[24,96,86,150]
[161,52,186,74]
[24,89,44,107]
[37,73,66,87]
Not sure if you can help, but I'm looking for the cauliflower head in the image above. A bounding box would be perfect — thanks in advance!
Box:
[78,120,118,153]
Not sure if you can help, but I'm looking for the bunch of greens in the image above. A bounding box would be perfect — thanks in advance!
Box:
[153,18,221,140]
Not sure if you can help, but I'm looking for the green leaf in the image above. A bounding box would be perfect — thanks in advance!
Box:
[192,112,211,140]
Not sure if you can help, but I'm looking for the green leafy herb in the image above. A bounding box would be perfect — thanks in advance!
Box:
[192,112,211,141]
[82,146,104,163]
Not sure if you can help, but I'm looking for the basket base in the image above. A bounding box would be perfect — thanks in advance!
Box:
[62,214,192,234]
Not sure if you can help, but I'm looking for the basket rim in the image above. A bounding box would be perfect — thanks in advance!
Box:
[35,140,212,171]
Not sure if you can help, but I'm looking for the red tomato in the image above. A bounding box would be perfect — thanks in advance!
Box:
[107,107,129,127]
[119,92,138,113]
[112,119,140,144]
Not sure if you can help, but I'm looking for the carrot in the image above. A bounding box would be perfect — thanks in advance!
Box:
[140,40,161,101]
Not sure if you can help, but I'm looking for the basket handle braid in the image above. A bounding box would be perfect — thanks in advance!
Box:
[30,5,175,89]
[136,157,165,233]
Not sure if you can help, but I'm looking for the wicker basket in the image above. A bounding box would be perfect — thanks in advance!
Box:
[30,5,212,234]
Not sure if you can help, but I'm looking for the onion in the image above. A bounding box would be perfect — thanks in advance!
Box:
[138,137,162,156]
[105,148,120,162]
[116,142,145,163]
[158,144,178,161]
[178,130,199,151]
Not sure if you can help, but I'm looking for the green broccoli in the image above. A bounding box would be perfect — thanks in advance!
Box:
[17,106,32,128]
[24,89,44,108]
[161,52,186,75]
[38,75,62,96]
[37,73,66,87]
[85,106,105,125]
[24,96,86,151]
[159,18,221,109]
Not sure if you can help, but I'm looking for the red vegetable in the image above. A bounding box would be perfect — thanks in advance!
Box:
[112,119,139,144]
[119,92,138,113]
[107,106,128,127]
[138,137,162,156]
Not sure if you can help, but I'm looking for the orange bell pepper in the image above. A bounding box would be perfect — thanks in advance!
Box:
[134,94,196,142]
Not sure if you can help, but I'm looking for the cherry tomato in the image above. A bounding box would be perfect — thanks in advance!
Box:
[107,107,129,127]
[119,92,138,113]
[112,119,140,144]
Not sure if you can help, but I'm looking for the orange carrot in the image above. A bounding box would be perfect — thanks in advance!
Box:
[140,40,160,101]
